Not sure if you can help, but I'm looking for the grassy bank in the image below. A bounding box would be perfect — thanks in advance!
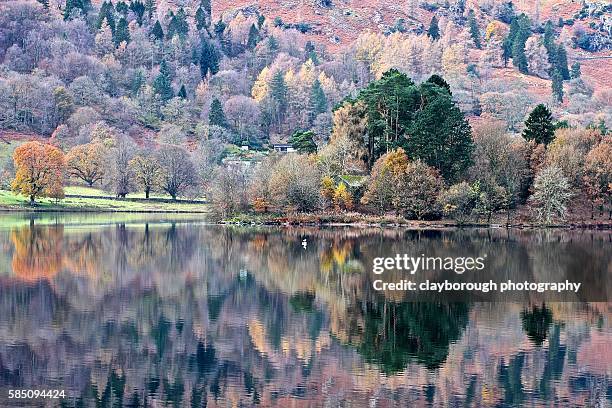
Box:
[0,189,210,213]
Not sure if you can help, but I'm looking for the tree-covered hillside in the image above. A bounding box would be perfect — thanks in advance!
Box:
[0,0,609,224]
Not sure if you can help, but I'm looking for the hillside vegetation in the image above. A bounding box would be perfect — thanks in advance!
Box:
[0,0,609,223]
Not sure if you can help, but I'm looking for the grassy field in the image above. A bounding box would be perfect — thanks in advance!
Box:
[0,189,210,213]
[64,185,190,200]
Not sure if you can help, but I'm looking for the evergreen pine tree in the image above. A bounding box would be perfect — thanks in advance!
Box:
[551,69,564,104]
[522,104,555,145]
[247,24,260,49]
[114,17,130,45]
[129,1,145,25]
[427,16,440,40]
[199,40,219,78]
[468,10,481,49]
[151,20,164,41]
[201,0,212,20]
[64,0,85,20]
[173,8,189,38]
[165,10,176,39]
[153,60,174,101]
[97,1,116,31]
[178,85,187,99]
[145,0,156,19]
[426,74,451,94]
[502,18,519,67]
[195,6,207,30]
[289,130,317,153]
[309,79,328,122]
[209,98,227,127]
[269,71,287,126]
[570,62,581,79]
[543,20,556,63]
[214,20,226,38]
[131,70,145,96]
[555,44,570,80]
[116,1,128,15]
[37,0,50,10]
[512,38,528,73]
[511,14,530,74]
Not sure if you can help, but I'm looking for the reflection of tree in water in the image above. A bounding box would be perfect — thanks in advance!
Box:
[521,304,553,346]
[538,323,566,400]
[499,352,525,406]
[10,225,64,282]
[352,301,470,372]
[0,224,609,406]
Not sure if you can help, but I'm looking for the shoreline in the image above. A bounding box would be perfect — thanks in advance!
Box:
[1,208,610,229]
[217,212,612,229]
[0,208,209,214]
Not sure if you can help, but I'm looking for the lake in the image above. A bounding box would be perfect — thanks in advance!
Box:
[0,214,610,407]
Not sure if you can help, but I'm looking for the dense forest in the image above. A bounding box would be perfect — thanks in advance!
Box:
[0,0,610,224]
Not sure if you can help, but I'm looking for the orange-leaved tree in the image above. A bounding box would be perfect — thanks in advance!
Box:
[11,141,66,205]
[66,142,108,187]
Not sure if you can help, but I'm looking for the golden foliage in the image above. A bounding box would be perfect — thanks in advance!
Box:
[66,142,108,186]
[333,183,353,211]
[11,141,66,203]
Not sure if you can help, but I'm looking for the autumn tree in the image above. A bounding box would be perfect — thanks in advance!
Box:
[130,154,162,199]
[470,120,529,221]
[318,100,368,176]
[53,86,74,127]
[210,166,249,217]
[439,182,478,224]
[545,128,600,189]
[66,142,108,186]
[361,148,408,214]
[320,175,336,205]
[583,138,612,219]
[269,153,321,212]
[522,104,555,145]
[529,166,572,224]
[156,145,197,199]
[333,183,353,211]
[524,37,550,78]
[395,160,444,219]
[104,136,136,198]
[12,141,66,204]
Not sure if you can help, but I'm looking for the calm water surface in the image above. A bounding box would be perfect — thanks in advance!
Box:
[0,214,610,407]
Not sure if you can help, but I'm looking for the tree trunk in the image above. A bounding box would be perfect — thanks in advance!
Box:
[29,195,35,206]
[145,188,150,199]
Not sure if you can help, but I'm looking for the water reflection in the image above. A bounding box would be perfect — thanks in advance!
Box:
[0,218,609,406]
